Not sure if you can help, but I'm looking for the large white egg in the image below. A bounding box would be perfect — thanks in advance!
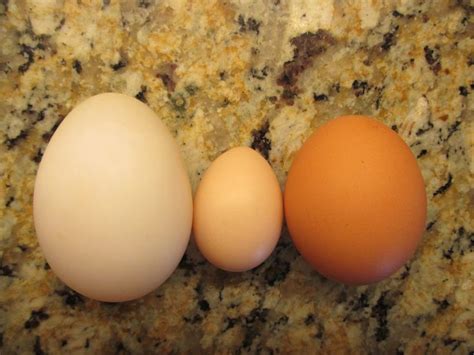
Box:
[33,93,193,302]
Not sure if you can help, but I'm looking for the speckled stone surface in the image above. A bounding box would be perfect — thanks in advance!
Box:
[0,0,473,353]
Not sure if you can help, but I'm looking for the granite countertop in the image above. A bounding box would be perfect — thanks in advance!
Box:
[0,0,473,353]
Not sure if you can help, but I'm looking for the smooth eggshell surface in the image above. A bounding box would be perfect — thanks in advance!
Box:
[284,115,427,285]
[34,93,193,302]
[193,147,283,272]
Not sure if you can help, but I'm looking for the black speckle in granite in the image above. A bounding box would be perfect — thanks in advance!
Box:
[32,148,43,164]
[55,18,66,31]
[135,86,147,103]
[313,93,328,102]
[371,291,394,342]
[392,10,403,17]
[72,59,82,74]
[238,15,261,35]
[18,44,35,73]
[280,88,297,105]
[221,97,230,107]
[34,336,45,355]
[85,338,90,348]
[352,80,369,97]
[0,265,14,277]
[6,129,29,149]
[56,288,84,307]
[304,314,315,325]
[417,149,428,159]
[43,262,50,270]
[434,299,450,311]
[381,26,398,51]
[0,332,3,347]
[183,314,203,324]
[157,63,177,92]
[219,71,227,80]
[102,0,111,7]
[42,117,64,143]
[315,322,325,339]
[396,348,404,355]
[242,327,258,350]
[443,338,462,351]
[61,339,67,347]
[177,254,196,276]
[352,292,369,311]
[264,258,290,286]
[250,66,269,80]
[224,317,239,331]
[416,121,434,136]
[445,120,461,141]
[198,299,210,312]
[426,220,436,231]
[36,110,45,123]
[400,264,411,280]
[277,30,335,103]
[116,341,126,354]
[433,173,453,197]
[251,121,271,160]
[374,86,385,109]
[424,46,441,74]
[5,196,14,207]
[246,308,269,324]
[18,244,28,252]
[24,309,50,330]
[111,59,127,71]
[138,0,151,8]
[459,86,468,96]
[391,124,398,132]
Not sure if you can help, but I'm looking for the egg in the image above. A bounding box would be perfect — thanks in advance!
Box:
[33,93,193,302]
[193,147,283,272]
[284,115,427,285]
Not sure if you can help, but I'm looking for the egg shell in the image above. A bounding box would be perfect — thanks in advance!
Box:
[33,93,193,302]
[284,115,427,285]
[193,147,283,272]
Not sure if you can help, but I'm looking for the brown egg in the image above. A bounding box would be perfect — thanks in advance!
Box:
[193,147,283,272]
[284,115,427,285]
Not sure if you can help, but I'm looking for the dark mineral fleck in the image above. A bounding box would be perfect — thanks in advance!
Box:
[433,173,453,197]
[424,46,441,74]
[56,288,84,307]
[459,86,468,96]
[72,59,82,74]
[157,63,177,92]
[313,93,328,101]
[251,121,271,160]
[111,59,127,71]
[277,30,335,103]
[352,80,369,97]
[24,309,49,330]
[0,265,14,277]
[135,86,147,103]
[238,15,261,35]
[34,336,45,355]
[5,130,28,149]
[198,300,210,312]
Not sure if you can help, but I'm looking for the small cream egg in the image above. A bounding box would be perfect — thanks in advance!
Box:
[193,147,283,272]
[34,93,193,302]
